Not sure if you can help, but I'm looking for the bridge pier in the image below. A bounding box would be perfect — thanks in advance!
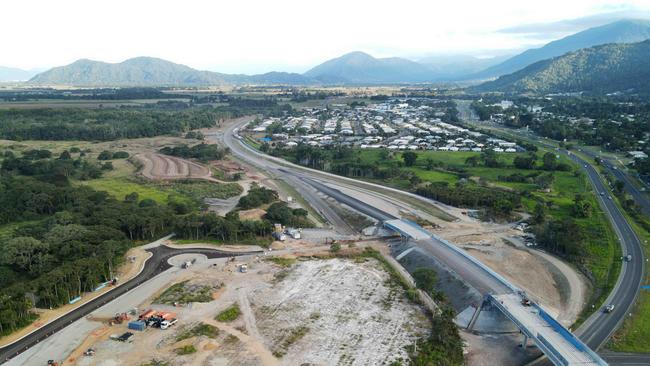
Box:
[521,333,529,349]
[466,297,489,331]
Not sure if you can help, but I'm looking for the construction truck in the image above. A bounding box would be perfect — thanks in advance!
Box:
[160,318,178,330]
[286,228,301,239]
[111,312,129,325]
[271,231,286,241]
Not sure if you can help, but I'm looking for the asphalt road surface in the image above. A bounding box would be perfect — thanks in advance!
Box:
[227,120,647,364]
[0,246,258,364]
[566,151,645,350]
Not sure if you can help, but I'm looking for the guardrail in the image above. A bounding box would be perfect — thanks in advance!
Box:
[538,334,570,366]
[535,304,607,365]
[401,219,520,293]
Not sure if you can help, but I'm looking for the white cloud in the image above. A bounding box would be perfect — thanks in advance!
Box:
[1,0,649,73]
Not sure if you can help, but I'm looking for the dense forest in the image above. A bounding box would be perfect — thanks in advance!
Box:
[473,40,650,94]
[0,107,228,141]
[0,150,283,335]
[0,97,293,141]
[0,87,188,102]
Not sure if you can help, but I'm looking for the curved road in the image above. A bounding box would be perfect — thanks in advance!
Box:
[567,151,645,348]
[0,245,260,364]
[226,119,647,363]
[4,117,644,365]
[524,143,646,353]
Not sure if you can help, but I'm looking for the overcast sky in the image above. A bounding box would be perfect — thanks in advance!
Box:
[2,0,650,73]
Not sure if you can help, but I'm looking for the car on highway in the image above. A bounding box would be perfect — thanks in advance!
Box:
[604,304,615,313]
[624,254,632,262]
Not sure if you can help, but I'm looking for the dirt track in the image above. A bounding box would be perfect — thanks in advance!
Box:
[137,152,212,180]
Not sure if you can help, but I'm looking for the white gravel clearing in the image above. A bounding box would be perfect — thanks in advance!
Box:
[251,258,429,365]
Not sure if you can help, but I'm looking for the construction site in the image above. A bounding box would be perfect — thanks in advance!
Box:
[52,242,429,366]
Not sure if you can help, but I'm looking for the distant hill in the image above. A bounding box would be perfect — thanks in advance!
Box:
[29,57,312,86]
[303,51,437,84]
[0,66,39,82]
[417,54,511,80]
[473,40,650,94]
[471,19,650,79]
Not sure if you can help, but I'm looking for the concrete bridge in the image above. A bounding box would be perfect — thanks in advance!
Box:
[383,219,607,366]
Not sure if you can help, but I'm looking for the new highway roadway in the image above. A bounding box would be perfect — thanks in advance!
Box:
[0,244,260,364]
[2,117,646,365]
[222,119,647,365]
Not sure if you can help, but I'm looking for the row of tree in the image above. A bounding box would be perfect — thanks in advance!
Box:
[159,143,227,162]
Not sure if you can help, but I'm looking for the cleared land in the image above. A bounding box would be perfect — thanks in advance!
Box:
[69,253,428,366]
[137,152,212,180]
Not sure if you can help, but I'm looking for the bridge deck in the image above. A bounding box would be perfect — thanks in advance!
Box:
[492,294,605,366]
[384,219,431,240]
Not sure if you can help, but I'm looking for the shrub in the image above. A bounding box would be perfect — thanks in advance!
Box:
[215,304,241,322]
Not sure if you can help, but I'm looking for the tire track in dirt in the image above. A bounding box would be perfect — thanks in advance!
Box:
[136,153,220,181]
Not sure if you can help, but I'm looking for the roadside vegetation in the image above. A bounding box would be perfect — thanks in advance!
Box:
[174,345,197,355]
[215,304,241,322]
[155,281,219,304]
[175,323,219,341]
[159,143,227,162]
[602,177,650,352]
[471,96,650,153]
[237,183,278,209]
[273,144,619,315]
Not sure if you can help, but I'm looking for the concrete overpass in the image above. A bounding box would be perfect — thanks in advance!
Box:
[225,121,609,366]
[379,217,608,366]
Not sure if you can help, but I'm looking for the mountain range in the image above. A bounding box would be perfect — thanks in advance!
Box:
[10,19,650,88]
[28,57,313,86]
[473,40,650,94]
[27,52,486,86]
[470,19,650,80]
[0,66,40,82]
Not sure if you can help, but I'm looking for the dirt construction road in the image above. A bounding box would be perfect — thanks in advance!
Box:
[137,152,212,180]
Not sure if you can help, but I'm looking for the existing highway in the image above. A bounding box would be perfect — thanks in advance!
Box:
[509,136,646,351]
[0,244,259,364]
[462,119,647,364]
[566,151,645,348]
[224,118,647,365]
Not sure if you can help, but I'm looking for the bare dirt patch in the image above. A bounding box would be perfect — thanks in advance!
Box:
[238,208,266,221]
[251,258,428,364]
[69,252,428,366]
[137,152,212,180]
[432,218,587,325]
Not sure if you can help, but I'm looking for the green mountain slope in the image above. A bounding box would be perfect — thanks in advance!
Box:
[29,57,311,86]
[472,19,650,79]
[474,40,650,94]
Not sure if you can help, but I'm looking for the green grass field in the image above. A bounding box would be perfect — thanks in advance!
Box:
[344,148,620,314]
[79,178,179,203]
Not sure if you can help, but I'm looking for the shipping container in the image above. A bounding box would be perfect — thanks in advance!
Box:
[128,320,146,331]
